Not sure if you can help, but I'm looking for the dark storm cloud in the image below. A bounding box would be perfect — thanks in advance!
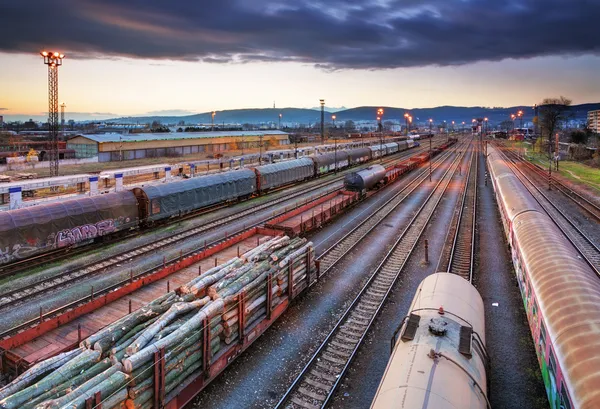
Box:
[0,0,598,69]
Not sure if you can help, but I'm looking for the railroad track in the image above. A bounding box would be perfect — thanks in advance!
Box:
[275,143,467,409]
[0,147,436,320]
[502,143,600,222]
[316,142,463,274]
[494,145,600,276]
[436,142,478,281]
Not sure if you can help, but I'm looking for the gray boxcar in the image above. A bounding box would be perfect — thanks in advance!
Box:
[346,147,372,165]
[311,152,351,175]
[135,169,257,222]
[0,191,139,265]
[344,164,387,192]
[254,158,314,191]
[397,140,409,151]
[383,142,399,155]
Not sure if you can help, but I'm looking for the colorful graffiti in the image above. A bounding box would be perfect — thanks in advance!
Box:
[55,219,117,248]
[0,243,40,264]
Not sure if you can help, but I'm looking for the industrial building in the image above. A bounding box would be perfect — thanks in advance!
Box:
[67,131,290,162]
[588,110,600,133]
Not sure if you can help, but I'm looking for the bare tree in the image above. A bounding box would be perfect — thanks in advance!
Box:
[539,96,571,155]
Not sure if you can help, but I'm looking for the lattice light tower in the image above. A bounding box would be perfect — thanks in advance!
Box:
[41,51,65,176]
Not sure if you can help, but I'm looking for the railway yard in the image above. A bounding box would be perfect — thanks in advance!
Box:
[0,134,599,409]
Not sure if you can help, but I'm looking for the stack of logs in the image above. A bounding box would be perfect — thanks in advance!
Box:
[0,236,316,409]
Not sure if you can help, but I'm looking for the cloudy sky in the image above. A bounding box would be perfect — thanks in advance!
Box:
[1,0,599,120]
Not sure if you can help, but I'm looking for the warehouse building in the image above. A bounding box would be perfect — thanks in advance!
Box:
[67,131,290,162]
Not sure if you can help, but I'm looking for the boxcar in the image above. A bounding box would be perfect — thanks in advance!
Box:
[397,140,409,151]
[0,191,139,265]
[369,145,383,159]
[134,169,257,222]
[253,158,314,191]
[346,147,372,165]
[311,152,350,175]
[383,142,399,155]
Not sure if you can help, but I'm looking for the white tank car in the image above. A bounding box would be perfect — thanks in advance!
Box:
[370,273,489,409]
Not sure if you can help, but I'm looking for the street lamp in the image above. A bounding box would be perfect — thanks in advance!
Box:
[484,118,489,136]
[429,118,433,133]
[511,114,516,134]
[461,121,465,133]
[404,113,410,135]
[278,113,282,130]
[451,120,455,132]
[41,50,65,177]
[517,110,524,129]
[211,111,216,131]
[332,115,338,173]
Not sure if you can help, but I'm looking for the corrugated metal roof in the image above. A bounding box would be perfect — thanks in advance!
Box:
[70,131,289,143]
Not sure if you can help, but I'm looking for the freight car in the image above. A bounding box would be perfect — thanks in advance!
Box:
[487,144,600,409]
[0,191,139,264]
[253,158,314,192]
[311,152,350,175]
[371,273,488,409]
[133,169,257,223]
[343,165,386,193]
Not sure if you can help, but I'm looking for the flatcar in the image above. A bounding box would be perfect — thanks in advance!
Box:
[0,191,139,264]
[371,273,488,409]
[343,165,386,193]
[487,144,600,409]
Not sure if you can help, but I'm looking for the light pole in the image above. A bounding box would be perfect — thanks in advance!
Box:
[41,50,64,176]
[320,99,325,144]
[404,113,409,135]
[211,111,216,131]
[461,121,465,133]
[429,118,433,133]
[259,134,263,165]
[332,114,336,129]
[533,104,539,136]
[518,110,523,129]
[429,135,432,182]
[409,116,413,133]
[472,119,476,134]
[377,108,384,161]
[452,121,455,133]
[278,113,282,130]
[484,118,488,138]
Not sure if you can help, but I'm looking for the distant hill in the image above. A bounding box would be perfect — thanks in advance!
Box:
[106,103,600,126]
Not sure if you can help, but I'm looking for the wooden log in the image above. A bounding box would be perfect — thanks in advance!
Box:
[0,349,83,401]
[83,303,171,350]
[126,297,210,355]
[214,262,271,299]
[110,316,160,355]
[123,300,224,373]
[57,371,128,409]
[97,388,127,409]
[0,350,101,409]
[129,343,201,387]
[278,243,312,268]
[128,351,201,399]
[245,312,266,330]
[269,238,305,261]
[43,364,123,409]
[178,258,242,294]
[244,294,266,316]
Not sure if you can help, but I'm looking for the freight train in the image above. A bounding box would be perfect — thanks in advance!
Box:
[487,144,600,409]
[0,141,417,266]
[371,273,489,409]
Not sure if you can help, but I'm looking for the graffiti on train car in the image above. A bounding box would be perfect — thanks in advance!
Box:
[54,219,120,248]
[0,243,39,264]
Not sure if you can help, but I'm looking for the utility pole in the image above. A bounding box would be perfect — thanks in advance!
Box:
[278,113,282,130]
[320,99,325,145]
[429,136,432,182]
[332,114,337,173]
[41,51,64,176]
[259,134,263,165]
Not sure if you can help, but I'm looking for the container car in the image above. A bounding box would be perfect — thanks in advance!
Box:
[368,145,383,159]
[383,142,399,155]
[487,144,600,409]
[371,273,488,409]
[343,165,386,193]
[310,152,350,175]
[133,169,257,223]
[346,147,372,165]
[253,158,314,192]
[0,191,139,264]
